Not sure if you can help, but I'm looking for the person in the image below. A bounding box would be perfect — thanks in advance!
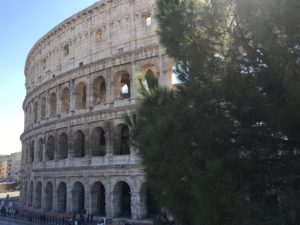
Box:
[97,218,104,225]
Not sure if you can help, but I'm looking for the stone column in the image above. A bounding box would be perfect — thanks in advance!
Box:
[46,89,50,119]
[68,127,73,159]
[131,191,141,220]
[32,181,36,208]
[66,179,73,213]
[52,179,57,212]
[131,61,137,99]
[70,79,75,113]
[84,178,91,214]
[106,120,114,157]
[57,84,62,116]
[106,188,114,217]
[43,133,47,163]
[87,74,93,109]
[41,177,46,210]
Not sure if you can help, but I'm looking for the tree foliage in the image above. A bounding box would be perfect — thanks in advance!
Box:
[127,0,300,224]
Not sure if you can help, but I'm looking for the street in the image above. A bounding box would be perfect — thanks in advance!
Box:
[0,218,34,225]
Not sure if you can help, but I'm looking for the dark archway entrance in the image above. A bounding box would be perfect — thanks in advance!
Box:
[72,182,85,213]
[140,183,160,218]
[57,182,67,213]
[113,181,131,217]
[91,182,106,216]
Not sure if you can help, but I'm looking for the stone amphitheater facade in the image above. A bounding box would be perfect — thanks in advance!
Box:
[20,0,173,220]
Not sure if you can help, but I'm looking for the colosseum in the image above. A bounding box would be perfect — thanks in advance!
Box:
[20,0,173,220]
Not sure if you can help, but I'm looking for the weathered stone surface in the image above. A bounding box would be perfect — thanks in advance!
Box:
[20,0,172,220]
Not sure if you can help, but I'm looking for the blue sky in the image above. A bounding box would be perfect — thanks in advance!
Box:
[0,0,98,155]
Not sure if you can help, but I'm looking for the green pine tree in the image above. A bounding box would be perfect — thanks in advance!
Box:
[127,0,300,224]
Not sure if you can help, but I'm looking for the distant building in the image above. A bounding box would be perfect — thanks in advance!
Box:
[0,153,21,181]
[0,160,8,179]
[7,152,21,181]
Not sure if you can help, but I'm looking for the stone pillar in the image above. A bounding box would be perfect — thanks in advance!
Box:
[57,84,62,115]
[106,188,114,218]
[84,179,91,214]
[87,74,93,109]
[70,80,75,113]
[52,179,57,212]
[66,180,73,213]
[68,127,73,159]
[131,191,141,220]
[46,89,50,119]
[41,178,46,210]
[43,133,47,163]
[109,69,115,103]
[32,180,36,208]
[106,120,114,157]
[131,61,137,99]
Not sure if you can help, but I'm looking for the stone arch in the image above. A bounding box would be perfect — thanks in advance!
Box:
[28,181,33,207]
[34,102,38,123]
[57,182,67,213]
[114,71,131,99]
[50,92,57,115]
[75,82,86,109]
[58,133,68,160]
[46,135,55,161]
[38,138,44,162]
[140,183,159,218]
[72,130,85,158]
[45,182,53,211]
[41,97,46,119]
[29,140,35,162]
[91,127,106,156]
[113,181,131,217]
[141,64,158,76]
[114,124,130,155]
[35,181,42,209]
[91,181,106,216]
[93,76,106,105]
[61,87,70,112]
[72,181,85,214]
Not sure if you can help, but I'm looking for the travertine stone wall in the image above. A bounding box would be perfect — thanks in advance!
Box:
[20,0,172,220]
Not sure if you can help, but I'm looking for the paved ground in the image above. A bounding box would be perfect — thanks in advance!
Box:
[0,217,32,225]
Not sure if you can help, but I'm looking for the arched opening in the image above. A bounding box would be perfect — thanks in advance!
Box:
[46,135,55,161]
[57,182,67,213]
[113,181,131,218]
[140,183,160,218]
[114,124,130,155]
[34,102,38,123]
[41,97,46,120]
[91,127,106,157]
[120,73,130,99]
[62,87,70,112]
[45,182,53,211]
[58,133,68,160]
[38,138,44,162]
[29,141,34,162]
[73,130,85,158]
[35,181,42,209]
[75,82,86,109]
[115,71,131,100]
[28,181,33,207]
[93,76,106,105]
[91,182,106,216]
[72,182,85,214]
[50,93,57,116]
